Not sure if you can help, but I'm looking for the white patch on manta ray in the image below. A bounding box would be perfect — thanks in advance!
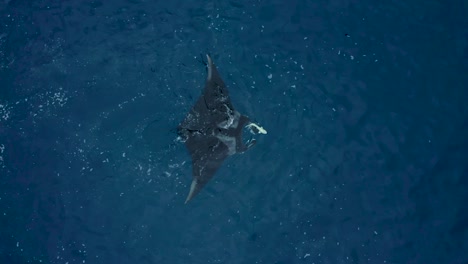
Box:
[217,108,240,130]
[216,134,237,155]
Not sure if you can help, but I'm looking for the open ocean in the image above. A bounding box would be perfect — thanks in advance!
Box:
[1,0,467,263]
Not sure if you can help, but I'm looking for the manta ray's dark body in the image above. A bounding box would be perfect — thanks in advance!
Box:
[177,55,257,203]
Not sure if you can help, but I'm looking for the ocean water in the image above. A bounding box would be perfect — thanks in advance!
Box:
[0,0,467,263]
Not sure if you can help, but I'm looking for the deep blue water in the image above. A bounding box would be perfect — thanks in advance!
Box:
[1,0,467,263]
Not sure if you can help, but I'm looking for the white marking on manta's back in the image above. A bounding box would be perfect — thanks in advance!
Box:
[218,108,240,129]
[216,134,237,155]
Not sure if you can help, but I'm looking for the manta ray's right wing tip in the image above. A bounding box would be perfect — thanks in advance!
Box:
[184,179,198,204]
[205,54,213,81]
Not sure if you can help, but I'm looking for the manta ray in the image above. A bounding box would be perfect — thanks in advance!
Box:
[177,54,267,203]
